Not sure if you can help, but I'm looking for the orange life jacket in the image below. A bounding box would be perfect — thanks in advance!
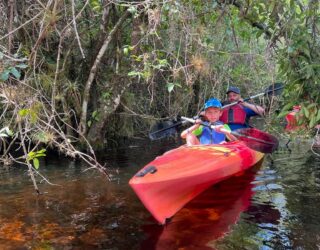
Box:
[220,104,247,125]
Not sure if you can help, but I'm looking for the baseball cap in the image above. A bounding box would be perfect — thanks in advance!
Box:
[226,86,240,94]
[204,98,222,110]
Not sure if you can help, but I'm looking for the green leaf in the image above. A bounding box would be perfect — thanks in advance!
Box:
[102,92,111,99]
[166,83,181,93]
[302,106,309,118]
[212,1,218,8]
[128,6,137,14]
[130,55,143,62]
[309,116,316,128]
[158,59,168,66]
[38,149,46,154]
[29,151,36,157]
[35,153,46,157]
[287,47,294,53]
[277,110,290,118]
[92,110,98,118]
[33,158,40,169]
[0,127,13,136]
[295,5,301,15]
[89,0,102,12]
[10,67,21,79]
[142,70,151,79]
[123,47,129,55]
[6,128,13,136]
[0,71,10,81]
[282,102,295,111]
[18,109,29,117]
[128,71,142,77]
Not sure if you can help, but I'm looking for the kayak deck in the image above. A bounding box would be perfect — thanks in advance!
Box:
[129,141,264,224]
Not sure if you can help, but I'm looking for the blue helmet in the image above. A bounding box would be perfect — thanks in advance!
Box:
[204,98,222,110]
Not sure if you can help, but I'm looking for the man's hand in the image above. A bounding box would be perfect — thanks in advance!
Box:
[237,98,244,104]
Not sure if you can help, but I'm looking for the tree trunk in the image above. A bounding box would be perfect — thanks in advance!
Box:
[86,77,132,149]
[78,10,130,136]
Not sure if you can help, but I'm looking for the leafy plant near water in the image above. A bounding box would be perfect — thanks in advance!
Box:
[0,53,28,81]
[245,0,320,127]
[27,149,46,170]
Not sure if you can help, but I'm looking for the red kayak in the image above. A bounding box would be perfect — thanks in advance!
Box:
[129,141,264,224]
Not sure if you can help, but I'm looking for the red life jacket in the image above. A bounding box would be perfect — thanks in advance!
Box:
[220,104,247,124]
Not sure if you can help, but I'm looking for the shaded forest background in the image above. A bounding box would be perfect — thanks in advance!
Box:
[0,0,319,184]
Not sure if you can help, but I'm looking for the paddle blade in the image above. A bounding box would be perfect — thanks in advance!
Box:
[233,128,279,153]
[265,82,284,97]
[149,120,181,140]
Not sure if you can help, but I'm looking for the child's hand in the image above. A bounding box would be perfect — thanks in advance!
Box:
[195,118,202,124]
[215,125,237,141]
[214,125,228,134]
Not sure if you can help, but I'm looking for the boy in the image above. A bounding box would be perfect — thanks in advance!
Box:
[181,98,236,145]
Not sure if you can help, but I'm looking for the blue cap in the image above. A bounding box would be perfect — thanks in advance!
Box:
[204,98,222,110]
[226,86,240,94]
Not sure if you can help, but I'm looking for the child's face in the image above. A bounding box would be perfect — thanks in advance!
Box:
[205,107,222,122]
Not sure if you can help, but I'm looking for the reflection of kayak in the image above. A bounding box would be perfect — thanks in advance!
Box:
[140,167,259,249]
[129,141,264,224]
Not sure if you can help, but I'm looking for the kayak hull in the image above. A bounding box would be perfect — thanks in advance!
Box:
[129,141,264,224]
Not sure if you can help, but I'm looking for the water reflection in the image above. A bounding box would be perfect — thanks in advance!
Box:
[141,167,259,250]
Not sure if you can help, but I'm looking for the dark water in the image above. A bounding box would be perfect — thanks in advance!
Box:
[0,139,320,249]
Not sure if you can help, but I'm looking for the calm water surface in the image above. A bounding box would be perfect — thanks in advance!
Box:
[0,139,320,249]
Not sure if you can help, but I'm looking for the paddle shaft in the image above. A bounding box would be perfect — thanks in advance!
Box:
[222,84,284,109]
[149,120,183,137]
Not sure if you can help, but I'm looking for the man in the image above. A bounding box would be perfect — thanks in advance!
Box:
[220,86,265,131]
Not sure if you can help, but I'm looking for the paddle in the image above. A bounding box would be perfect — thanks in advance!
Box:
[181,116,279,153]
[148,82,284,141]
[149,119,185,140]
[222,82,284,109]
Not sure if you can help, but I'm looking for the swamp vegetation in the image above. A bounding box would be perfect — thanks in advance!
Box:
[0,0,319,189]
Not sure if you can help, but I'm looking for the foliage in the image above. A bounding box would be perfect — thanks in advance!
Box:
[241,0,320,127]
[27,149,46,170]
[0,52,28,82]
[0,127,13,138]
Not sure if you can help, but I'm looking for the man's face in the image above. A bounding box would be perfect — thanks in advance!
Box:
[227,92,240,102]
